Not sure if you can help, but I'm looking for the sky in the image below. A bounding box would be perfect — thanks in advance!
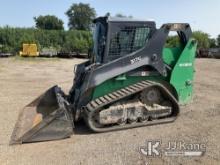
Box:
[0,0,219,37]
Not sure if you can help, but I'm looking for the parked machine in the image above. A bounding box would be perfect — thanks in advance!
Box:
[0,53,13,58]
[19,43,39,57]
[197,48,220,58]
[11,16,197,144]
[0,44,14,57]
[57,51,88,58]
[39,47,57,57]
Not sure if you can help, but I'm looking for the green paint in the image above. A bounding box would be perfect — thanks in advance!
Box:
[162,46,183,67]
[115,74,127,81]
[92,76,165,99]
[92,38,197,104]
[169,39,197,104]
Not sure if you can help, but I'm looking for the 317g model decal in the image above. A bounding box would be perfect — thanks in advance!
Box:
[130,56,141,64]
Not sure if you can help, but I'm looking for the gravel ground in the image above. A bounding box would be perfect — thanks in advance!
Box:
[0,57,219,165]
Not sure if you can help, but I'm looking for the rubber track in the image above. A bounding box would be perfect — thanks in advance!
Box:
[85,80,180,132]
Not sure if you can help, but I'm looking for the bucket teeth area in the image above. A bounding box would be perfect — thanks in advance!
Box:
[10,86,74,144]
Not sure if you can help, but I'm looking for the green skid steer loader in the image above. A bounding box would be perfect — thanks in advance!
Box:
[10,16,197,144]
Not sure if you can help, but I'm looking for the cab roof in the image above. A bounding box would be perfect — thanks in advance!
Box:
[93,16,156,26]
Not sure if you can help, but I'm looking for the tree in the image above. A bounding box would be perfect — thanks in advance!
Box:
[217,35,220,47]
[34,15,64,30]
[209,38,217,48]
[192,31,210,49]
[165,35,180,47]
[66,3,96,30]
[166,31,215,48]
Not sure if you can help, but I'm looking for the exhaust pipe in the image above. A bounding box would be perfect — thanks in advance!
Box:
[10,86,74,144]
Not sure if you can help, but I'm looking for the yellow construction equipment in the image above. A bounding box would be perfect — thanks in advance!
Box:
[19,44,39,57]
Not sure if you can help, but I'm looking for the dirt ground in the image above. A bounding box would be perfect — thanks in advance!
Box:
[0,57,219,165]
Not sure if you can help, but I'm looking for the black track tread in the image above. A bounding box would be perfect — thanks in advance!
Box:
[85,80,179,132]
[125,87,135,93]
[121,88,131,94]
[141,81,152,85]
[104,95,112,102]
[99,97,108,103]
[90,101,98,108]
[95,99,102,105]
[129,86,140,91]
[133,84,144,89]
[86,103,93,112]
[112,92,121,97]
[117,90,127,96]
[108,93,117,99]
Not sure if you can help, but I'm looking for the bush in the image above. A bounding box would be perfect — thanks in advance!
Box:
[0,26,92,53]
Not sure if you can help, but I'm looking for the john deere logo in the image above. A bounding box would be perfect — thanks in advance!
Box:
[179,63,192,67]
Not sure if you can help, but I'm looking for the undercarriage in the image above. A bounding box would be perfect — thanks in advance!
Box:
[85,80,179,132]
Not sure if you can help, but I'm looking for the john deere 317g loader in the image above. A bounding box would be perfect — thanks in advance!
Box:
[10,16,197,144]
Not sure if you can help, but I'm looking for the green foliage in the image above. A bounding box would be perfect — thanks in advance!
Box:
[209,38,217,48]
[192,31,210,48]
[34,15,64,30]
[66,3,96,30]
[166,31,215,49]
[217,35,220,47]
[0,27,92,54]
[165,35,181,47]
[60,30,92,53]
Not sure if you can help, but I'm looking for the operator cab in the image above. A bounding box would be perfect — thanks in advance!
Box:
[92,16,156,64]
